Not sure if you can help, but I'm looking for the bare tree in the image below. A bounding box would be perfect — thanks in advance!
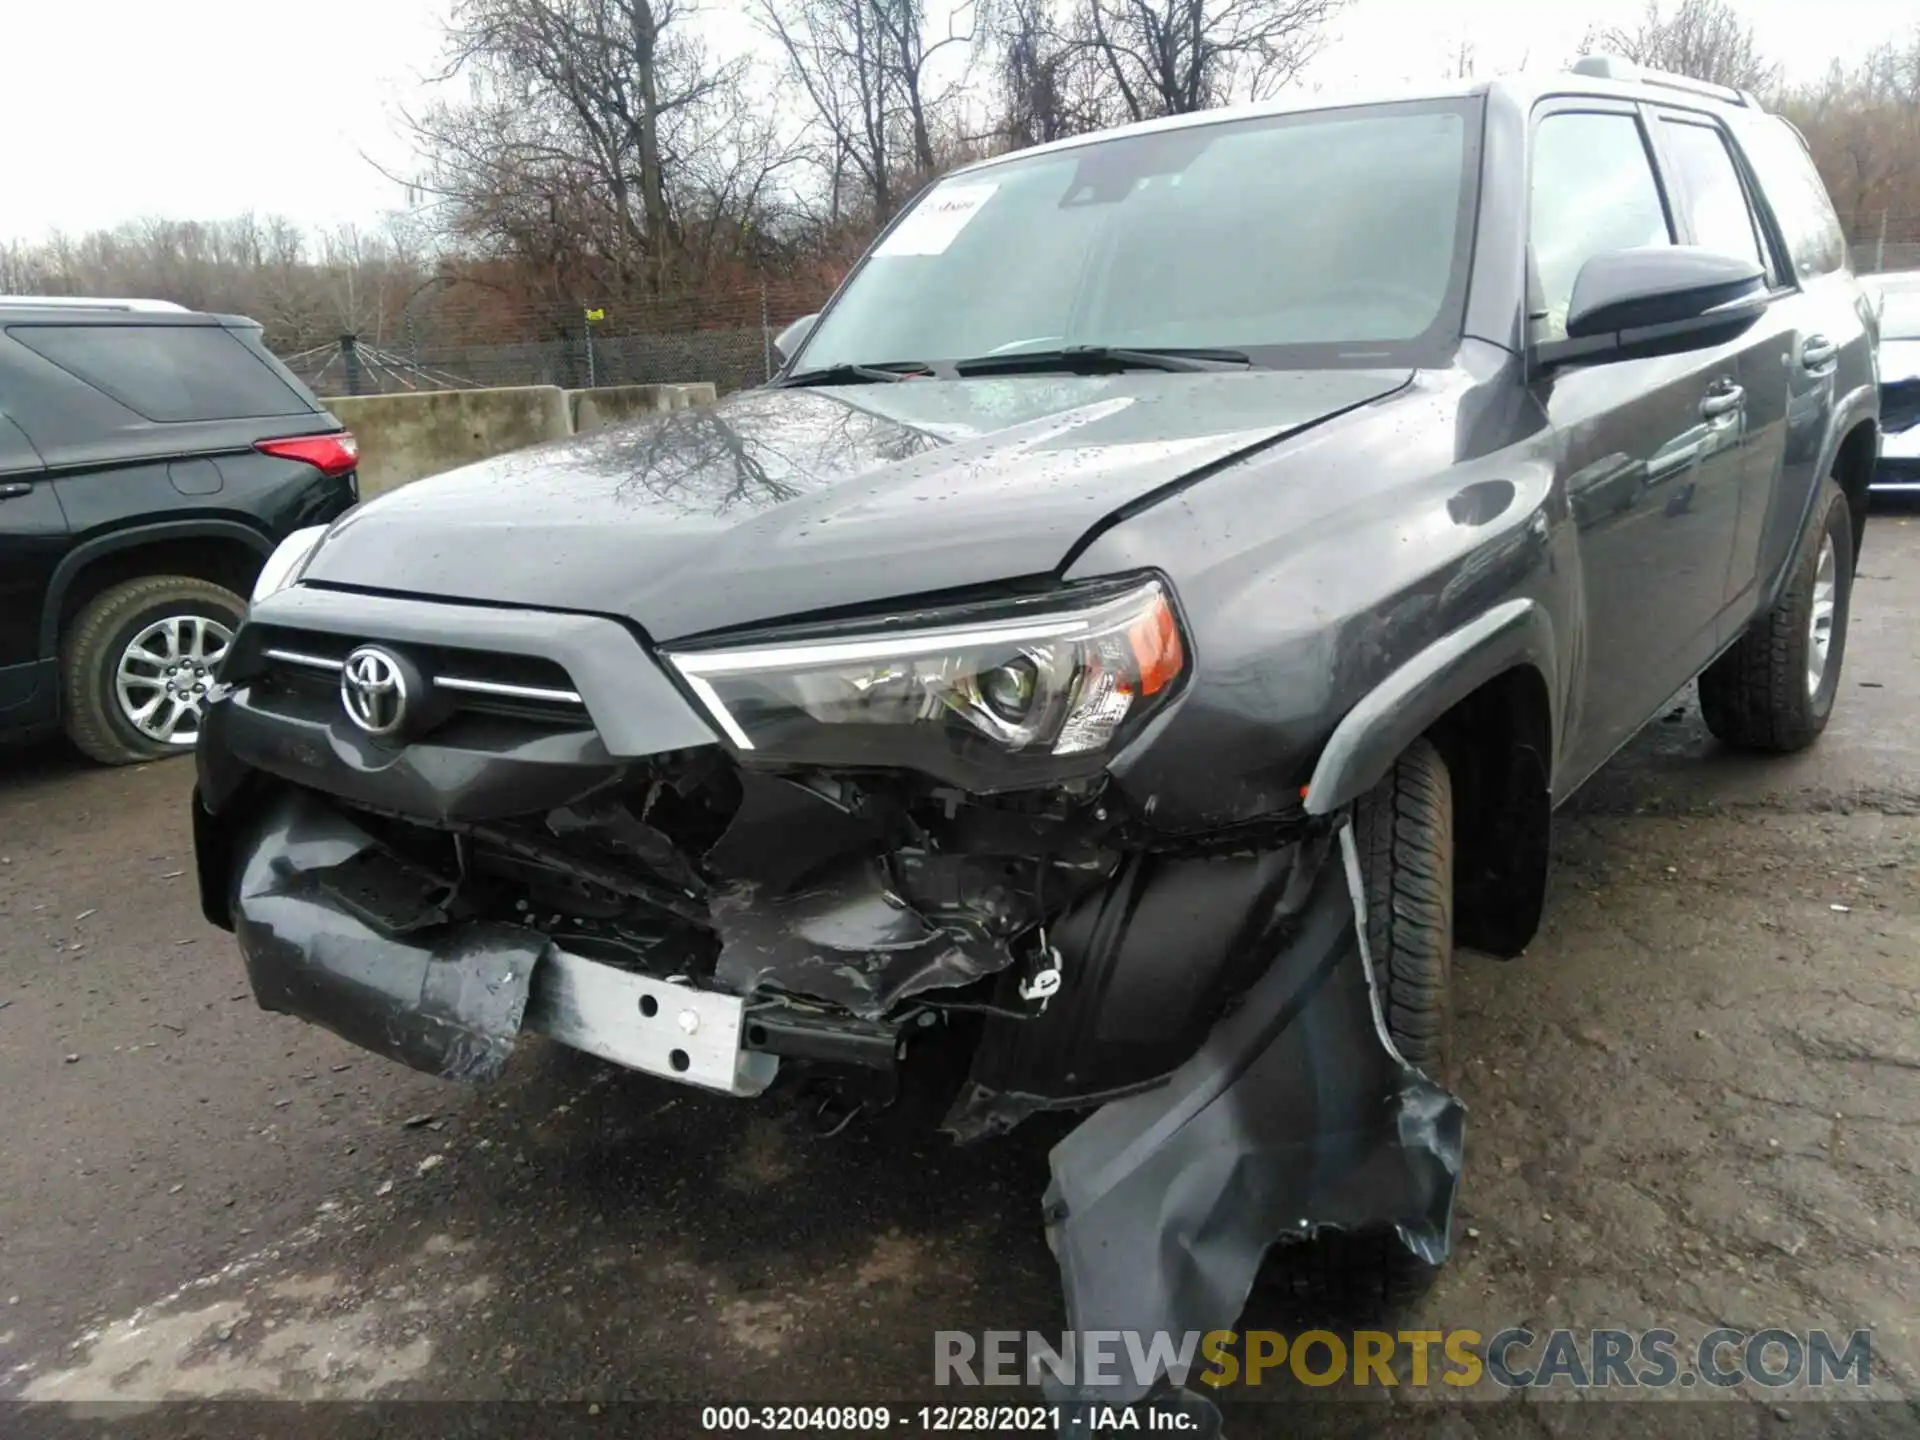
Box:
[0,213,431,354]
[755,0,975,224]
[873,0,978,180]
[987,0,1115,145]
[0,240,51,293]
[401,0,802,295]
[1073,0,1347,122]
[1579,0,1780,92]
[1781,29,1920,240]
[466,0,717,267]
[755,0,894,221]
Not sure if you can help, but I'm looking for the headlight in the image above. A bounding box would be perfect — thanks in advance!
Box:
[250,525,328,604]
[665,578,1187,786]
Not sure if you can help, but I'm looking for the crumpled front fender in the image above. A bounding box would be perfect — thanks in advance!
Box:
[1042,823,1464,1405]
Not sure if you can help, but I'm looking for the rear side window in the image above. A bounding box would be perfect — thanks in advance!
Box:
[1658,119,1773,280]
[1530,111,1673,340]
[5,324,311,422]
[1735,118,1847,279]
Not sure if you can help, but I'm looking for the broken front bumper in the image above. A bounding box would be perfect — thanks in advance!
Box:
[202,782,1464,1407]
[206,787,776,1095]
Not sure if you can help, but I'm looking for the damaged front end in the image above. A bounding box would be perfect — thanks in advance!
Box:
[195,577,1464,1406]
[199,727,1324,1134]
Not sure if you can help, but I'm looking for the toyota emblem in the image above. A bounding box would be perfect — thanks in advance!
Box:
[340,646,409,735]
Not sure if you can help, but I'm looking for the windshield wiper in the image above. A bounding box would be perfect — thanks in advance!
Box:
[952,345,1253,377]
[776,360,936,387]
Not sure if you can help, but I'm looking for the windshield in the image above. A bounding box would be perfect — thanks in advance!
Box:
[796,98,1481,374]
[1882,289,1920,341]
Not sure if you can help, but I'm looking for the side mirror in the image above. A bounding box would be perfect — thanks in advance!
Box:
[1536,246,1767,370]
[772,313,819,367]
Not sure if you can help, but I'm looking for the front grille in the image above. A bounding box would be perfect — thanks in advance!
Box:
[250,627,590,730]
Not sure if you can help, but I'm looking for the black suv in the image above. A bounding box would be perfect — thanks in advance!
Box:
[194,62,1878,1402]
[0,298,358,763]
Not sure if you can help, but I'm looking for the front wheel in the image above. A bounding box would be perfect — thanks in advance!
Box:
[1698,477,1854,752]
[60,575,244,765]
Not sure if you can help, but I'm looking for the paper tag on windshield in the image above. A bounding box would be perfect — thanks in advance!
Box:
[874,182,999,257]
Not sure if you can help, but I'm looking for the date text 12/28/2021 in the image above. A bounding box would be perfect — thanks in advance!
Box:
[699,1406,1197,1432]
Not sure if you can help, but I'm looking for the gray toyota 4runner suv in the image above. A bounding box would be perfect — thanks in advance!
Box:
[193,60,1878,1400]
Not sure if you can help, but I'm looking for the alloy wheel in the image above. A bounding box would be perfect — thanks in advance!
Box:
[113,614,234,746]
[1806,535,1836,700]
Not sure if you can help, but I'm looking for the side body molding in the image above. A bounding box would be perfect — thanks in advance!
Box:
[1302,597,1556,817]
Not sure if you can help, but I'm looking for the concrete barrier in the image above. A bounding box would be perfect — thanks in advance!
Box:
[329,382,717,497]
[567,382,716,433]
[328,386,574,498]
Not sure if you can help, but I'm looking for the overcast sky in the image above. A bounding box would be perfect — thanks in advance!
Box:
[0,0,1901,245]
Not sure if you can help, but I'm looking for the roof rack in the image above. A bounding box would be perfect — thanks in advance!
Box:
[0,296,190,313]
[1570,54,1758,109]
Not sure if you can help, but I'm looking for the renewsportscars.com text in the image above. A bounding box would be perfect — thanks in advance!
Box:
[934,1328,1874,1390]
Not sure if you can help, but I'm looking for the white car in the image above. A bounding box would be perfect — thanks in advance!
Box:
[1870,271,1920,490]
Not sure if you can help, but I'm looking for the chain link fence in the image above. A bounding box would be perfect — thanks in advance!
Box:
[1854,241,1920,276]
[280,279,833,399]
[1848,212,1920,275]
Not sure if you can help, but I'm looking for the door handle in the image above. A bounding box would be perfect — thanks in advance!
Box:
[1699,384,1745,420]
[1647,427,1706,485]
[0,481,34,499]
[1801,335,1838,370]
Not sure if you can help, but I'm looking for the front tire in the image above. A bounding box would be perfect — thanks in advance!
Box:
[1355,737,1454,1083]
[1698,477,1854,752]
[1261,739,1455,1312]
[60,575,244,765]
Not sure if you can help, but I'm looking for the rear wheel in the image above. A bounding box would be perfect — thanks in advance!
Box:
[60,575,244,765]
[1260,739,1455,1311]
[1698,477,1853,752]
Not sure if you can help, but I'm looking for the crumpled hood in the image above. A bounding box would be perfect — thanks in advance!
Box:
[302,369,1409,640]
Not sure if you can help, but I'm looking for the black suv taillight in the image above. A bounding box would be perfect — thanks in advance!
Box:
[256,431,359,478]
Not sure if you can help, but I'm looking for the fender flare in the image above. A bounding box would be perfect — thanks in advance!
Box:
[1770,385,1879,599]
[1302,597,1557,817]
[1814,383,1880,498]
[39,519,274,658]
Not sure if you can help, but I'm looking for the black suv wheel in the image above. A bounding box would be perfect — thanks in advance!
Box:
[1698,476,1854,752]
[60,575,245,765]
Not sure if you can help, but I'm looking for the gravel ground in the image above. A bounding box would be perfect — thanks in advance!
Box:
[1,511,1916,1431]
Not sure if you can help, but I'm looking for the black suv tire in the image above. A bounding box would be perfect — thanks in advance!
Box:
[61,575,246,765]
[1698,477,1854,753]
[1259,739,1454,1311]
[1355,737,1454,1082]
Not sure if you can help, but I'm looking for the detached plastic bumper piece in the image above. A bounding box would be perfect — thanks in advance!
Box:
[1042,833,1464,1407]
